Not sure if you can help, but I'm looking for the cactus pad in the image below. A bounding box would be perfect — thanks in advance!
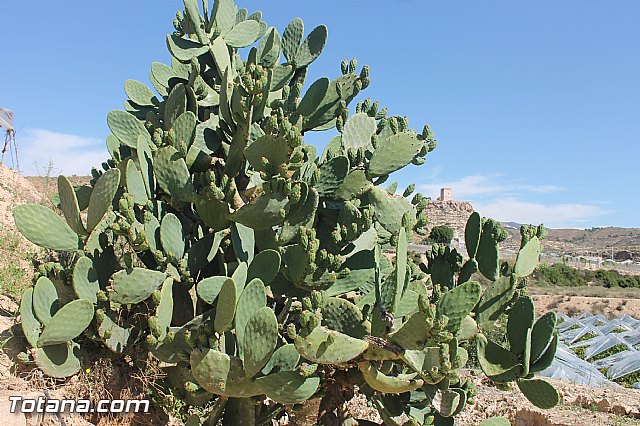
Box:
[14,204,79,251]
[72,256,100,304]
[37,299,94,346]
[110,268,168,305]
[516,378,560,409]
[243,306,278,377]
[295,326,369,364]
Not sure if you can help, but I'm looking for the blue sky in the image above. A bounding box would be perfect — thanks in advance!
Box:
[2,1,639,228]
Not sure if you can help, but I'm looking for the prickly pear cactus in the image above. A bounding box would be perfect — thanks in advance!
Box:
[13,0,558,423]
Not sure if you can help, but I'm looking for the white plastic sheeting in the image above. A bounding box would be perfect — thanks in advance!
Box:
[553,312,640,385]
[0,108,14,131]
[539,345,618,387]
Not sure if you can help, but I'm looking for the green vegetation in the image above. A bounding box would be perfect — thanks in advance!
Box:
[573,332,598,344]
[589,344,629,362]
[531,263,640,289]
[0,230,34,298]
[8,0,560,423]
[428,224,454,244]
[615,370,640,388]
[573,346,587,360]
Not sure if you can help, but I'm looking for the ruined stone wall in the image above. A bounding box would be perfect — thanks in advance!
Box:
[423,200,475,244]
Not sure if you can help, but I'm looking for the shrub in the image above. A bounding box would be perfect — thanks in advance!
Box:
[428,225,454,244]
[11,1,559,423]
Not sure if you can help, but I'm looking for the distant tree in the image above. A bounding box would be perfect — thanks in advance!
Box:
[428,225,453,244]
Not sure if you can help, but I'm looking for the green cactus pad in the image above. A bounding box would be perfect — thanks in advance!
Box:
[393,228,408,314]
[13,204,79,251]
[166,35,209,62]
[514,236,541,278]
[87,168,121,232]
[358,361,424,393]
[58,175,86,235]
[262,344,300,375]
[34,342,82,378]
[516,378,560,409]
[465,212,481,259]
[321,297,369,339]
[342,113,376,151]
[368,187,415,235]
[196,276,228,305]
[164,83,188,130]
[150,62,178,96]
[229,192,289,230]
[282,17,304,63]
[389,312,429,350]
[124,79,157,107]
[257,27,281,67]
[433,389,462,418]
[155,278,174,340]
[225,20,261,48]
[244,135,289,173]
[279,187,318,243]
[195,197,230,231]
[214,278,237,333]
[72,257,100,304]
[295,326,369,364]
[136,134,155,198]
[476,276,515,331]
[144,213,161,253]
[529,334,557,374]
[458,258,479,284]
[33,276,59,325]
[246,249,280,285]
[190,349,262,398]
[125,159,148,205]
[186,230,224,273]
[335,170,373,201]
[235,278,267,356]
[297,78,330,116]
[243,306,278,377]
[368,132,423,177]
[96,310,132,354]
[401,347,442,381]
[231,222,255,264]
[20,288,41,347]
[476,334,524,383]
[256,371,320,404]
[173,111,197,147]
[107,110,150,149]
[437,281,482,332]
[160,213,185,261]
[37,299,94,346]
[294,24,327,67]
[231,262,249,293]
[154,146,195,202]
[507,296,535,357]
[316,156,349,197]
[110,268,168,305]
[476,220,501,281]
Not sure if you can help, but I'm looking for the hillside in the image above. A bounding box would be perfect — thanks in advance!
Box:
[502,224,640,262]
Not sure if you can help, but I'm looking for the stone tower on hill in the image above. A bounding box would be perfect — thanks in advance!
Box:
[424,188,474,249]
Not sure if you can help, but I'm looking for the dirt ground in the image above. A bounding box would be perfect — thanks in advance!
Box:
[533,294,640,319]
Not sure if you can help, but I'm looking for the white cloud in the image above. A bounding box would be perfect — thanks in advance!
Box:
[15,129,108,176]
[418,174,563,199]
[472,198,609,229]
